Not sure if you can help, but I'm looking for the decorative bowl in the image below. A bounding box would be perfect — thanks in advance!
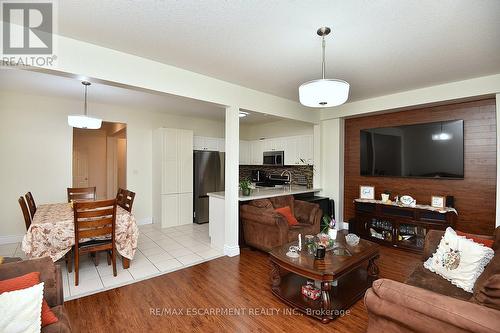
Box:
[345,233,360,246]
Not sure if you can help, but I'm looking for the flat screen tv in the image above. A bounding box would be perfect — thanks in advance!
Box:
[360,120,464,179]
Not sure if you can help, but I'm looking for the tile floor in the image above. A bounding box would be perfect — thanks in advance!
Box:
[0,223,223,300]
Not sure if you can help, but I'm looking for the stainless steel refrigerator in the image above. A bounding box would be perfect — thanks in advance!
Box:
[193,150,225,224]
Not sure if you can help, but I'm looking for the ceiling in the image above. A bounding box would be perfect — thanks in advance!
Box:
[0,68,283,124]
[56,0,500,103]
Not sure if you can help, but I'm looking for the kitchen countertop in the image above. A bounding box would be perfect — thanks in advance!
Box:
[207,186,322,201]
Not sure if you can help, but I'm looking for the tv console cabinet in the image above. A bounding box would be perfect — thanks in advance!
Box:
[350,200,457,253]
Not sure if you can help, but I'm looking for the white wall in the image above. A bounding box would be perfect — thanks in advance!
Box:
[0,91,225,238]
[240,119,314,140]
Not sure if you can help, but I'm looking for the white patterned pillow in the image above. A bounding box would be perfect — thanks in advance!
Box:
[424,227,494,292]
[0,282,44,333]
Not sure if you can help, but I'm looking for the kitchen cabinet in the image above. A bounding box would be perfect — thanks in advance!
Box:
[153,128,193,228]
[239,140,250,165]
[250,140,264,165]
[193,136,221,151]
[297,135,314,164]
[284,136,298,165]
[196,134,314,166]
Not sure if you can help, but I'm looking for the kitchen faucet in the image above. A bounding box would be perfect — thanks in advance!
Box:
[281,170,292,184]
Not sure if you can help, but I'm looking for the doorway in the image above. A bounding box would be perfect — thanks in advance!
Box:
[72,121,127,199]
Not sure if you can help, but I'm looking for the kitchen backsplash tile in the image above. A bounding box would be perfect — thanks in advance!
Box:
[239,165,314,186]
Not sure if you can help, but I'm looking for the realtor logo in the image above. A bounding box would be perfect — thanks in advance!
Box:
[2,1,53,54]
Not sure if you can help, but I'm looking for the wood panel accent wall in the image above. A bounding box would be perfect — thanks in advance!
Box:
[344,99,496,235]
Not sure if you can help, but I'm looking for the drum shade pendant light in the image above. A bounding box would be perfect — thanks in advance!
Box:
[299,27,349,108]
[68,81,102,129]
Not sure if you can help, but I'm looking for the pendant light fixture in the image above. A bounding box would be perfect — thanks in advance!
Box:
[299,27,349,108]
[68,81,102,129]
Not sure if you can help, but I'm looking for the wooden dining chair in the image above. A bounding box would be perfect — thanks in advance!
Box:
[67,187,96,202]
[72,199,117,286]
[18,197,32,230]
[116,188,136,212]
[25,192,37,218]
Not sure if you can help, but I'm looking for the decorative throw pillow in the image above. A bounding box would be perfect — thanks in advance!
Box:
[456,230,494,248]
[275,206,299,226]
[424,227,494,292]
[0,282,44,333]
[0,272,58,327]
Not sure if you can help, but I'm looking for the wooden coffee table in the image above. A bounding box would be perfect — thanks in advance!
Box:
[269,230,380,323]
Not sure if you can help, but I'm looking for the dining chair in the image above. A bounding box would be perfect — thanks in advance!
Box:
[72,199,117,286]
[116,188,136,212]
[67,187,96,202]
[25,192,37,218]
[18,197,32,230]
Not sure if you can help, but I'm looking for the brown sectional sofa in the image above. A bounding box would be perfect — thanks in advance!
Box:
[365,227,500,333]
[0,257,72,333]
[240,195,322,252]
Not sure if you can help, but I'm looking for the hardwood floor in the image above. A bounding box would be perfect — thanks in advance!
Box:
[65,246,420,333]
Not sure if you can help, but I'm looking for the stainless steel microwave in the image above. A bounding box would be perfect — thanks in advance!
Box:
[263,151,284,166]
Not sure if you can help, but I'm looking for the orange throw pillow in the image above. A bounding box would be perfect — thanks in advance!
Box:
[456,231,494,248]
[275,206,299,226]
[0,271,59,327]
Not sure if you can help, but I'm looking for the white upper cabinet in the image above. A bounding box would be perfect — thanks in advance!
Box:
[284,136,298,165]
[297,135,314,165]
[194,134,314,166]
[193,136,224,151]
[250,140,264,165]
[239,140,250,165]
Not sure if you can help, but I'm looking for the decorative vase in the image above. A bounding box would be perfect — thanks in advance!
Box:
[328,228,337,240]
[242,188,251,196]
[381,193,389,202]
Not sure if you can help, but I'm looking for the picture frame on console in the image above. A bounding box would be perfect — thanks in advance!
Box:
[431,196,445,209]
[360,186,375,200]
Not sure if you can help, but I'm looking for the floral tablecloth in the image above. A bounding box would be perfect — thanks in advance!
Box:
[22,203,139,261]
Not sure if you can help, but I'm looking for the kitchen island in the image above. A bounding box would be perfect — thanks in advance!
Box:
[207,186,322,252]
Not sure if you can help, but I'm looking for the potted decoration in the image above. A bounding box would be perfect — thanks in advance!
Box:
[381,190,391,203]
[321,215,337,241]
[239,179,252,196]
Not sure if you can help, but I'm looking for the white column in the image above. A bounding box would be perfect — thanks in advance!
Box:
[313,124,321,189]
[496,94,500,227]
[224,105,240,256]
[320,118,345,228]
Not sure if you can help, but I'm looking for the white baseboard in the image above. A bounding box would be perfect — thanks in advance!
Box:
[0,234,24,245]
[223,244,240,257]
[137,217,153,225]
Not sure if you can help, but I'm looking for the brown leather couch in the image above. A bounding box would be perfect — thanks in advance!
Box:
[240,195,322,252]
[0,257,72,333]
[365,227,500,333]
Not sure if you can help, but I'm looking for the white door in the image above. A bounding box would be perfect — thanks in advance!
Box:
[161,194,179,228]
[73,147,89,187]
[178,192,193,225]
[177,130,193,193]
[162,129,179,194]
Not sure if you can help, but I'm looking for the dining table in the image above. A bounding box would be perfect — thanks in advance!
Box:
[21,202,139,269]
